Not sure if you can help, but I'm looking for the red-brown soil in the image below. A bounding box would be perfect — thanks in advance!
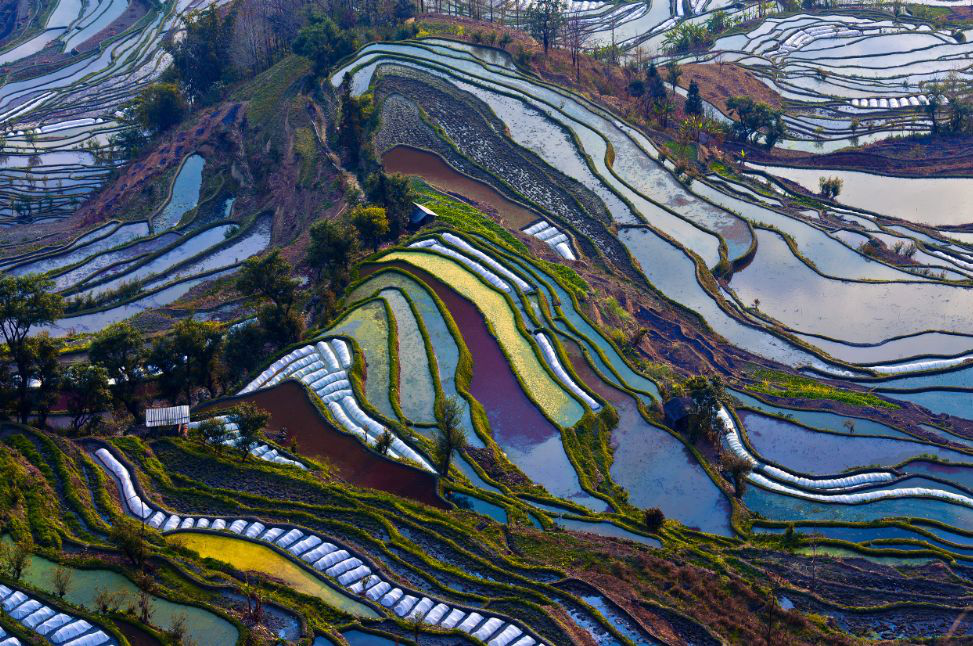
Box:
[77,102,245,228]
[746,133,973,178]
[680,62,783,112]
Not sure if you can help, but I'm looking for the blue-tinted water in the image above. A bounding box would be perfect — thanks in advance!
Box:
[449,491,507,523]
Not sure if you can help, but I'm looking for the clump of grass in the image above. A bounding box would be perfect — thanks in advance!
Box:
[418,188,527,253]
[293,127,317,185]
[746,368,898,409]
[233,55,310,127]
[538,259,588,301]
[601,296,631,324]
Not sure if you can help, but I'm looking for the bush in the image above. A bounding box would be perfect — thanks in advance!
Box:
[134,83,187,134]
[818,176,842,199]
[643,508,665,532]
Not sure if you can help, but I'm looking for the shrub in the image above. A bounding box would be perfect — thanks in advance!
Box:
[643,508,665,532]
[818,176,843,199]
[720,452,752,497]
[134,83,187,134]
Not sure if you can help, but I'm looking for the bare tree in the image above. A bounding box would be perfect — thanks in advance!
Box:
[232,0,272,74]
[564,14,589,82]
[53,565,73,598]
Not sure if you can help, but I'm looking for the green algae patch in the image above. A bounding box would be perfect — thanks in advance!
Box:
[171,532,378,618]
[379,250,585,427]
[747,369,899,410]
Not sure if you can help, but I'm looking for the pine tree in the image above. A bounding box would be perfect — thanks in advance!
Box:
[685,80,703,116]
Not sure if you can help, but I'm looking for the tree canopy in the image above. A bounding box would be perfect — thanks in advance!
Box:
[237,250,303,347]
[227,402,270,461]
[0,275,63,423]
[151,318,224,404]
[306,218,358,283]
[685,80,703,116]
[292,13,358,77]
[525,0,566,53]
[726,96,786,148]
[164,7,235,104]
[134,83,187,134]
[366,172,415,239]
[64,364,111,435]
[351,206,390,251]
[89,322,146,419]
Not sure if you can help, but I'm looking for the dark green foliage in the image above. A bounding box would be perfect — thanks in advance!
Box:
[237,250,303,347]
[237,250,300,315]
[643,507,665,532]
[151,318,224,404]
[683,375,725,446]
[375,430,394,455]
[663,22,711,54]
[108,127,148,160]
[0,538,31,581]
[164,7,235,104]
[89,322,146,419]
[21,334,61,427]
[64,364,111,435]
[525,0,565,53]
[643,62,672,126]
[646,63,668,107]
[337,76,374,169]
[366,172,416,239]
[110,516,148,566]
[306,218,358,284]
[434,396,465,475]
[394,0,416,21]
[720,451,752,498]
[223,323,267,381]
[726,96,786,148]
[924,76,973,136]
[627,79,646,98]
[292,13,357,77]
[818,176,843,200]
[226,402,270,461]
[256,305,304,350]
[195,418,229,450]
[134,83,187,134]
[351,205,390,252]
[0,275,63,423]
[685,80,703,116]
[665,60,682,94]
[706,10,730,34]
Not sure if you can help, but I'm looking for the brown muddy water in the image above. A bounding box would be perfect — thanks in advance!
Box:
[381,145,540,229]
[199,381,446,508]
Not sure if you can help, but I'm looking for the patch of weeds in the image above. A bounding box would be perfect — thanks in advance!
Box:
[746,368,898,409]
[418,188,527,253]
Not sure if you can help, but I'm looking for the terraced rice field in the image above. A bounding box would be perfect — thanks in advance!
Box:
[329,36,973,564]
[379,247,587,427]
[5,0,973,641]
[0,0,225,224]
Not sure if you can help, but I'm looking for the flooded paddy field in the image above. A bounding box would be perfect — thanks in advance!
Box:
[199,381,446,508]
[7,0,973,641]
